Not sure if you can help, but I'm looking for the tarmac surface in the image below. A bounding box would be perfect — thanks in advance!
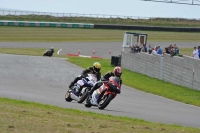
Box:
[0,42,200,128]
[0,42,199,58]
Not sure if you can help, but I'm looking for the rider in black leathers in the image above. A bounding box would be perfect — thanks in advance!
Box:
[43,47,55,57]
[69,62,101,89]
[49,47,55,54]
[89,66,122,95]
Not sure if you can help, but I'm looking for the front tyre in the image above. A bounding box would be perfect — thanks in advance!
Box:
[84,96,92,108]
[98,94,113,110]
[65,91,73,102]
[78,88,89,103]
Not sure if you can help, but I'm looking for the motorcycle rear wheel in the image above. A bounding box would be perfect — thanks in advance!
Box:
[98,94,113,110]
[65,91,73,102]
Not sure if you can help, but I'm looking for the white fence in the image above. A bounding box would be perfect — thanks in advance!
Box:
[121,51,200,91]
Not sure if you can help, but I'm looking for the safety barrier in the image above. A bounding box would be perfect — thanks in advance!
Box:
[1,20,200,32]
[121,51,200,91]
[94,24,200,32]
[0,20,94,28]
[111,55,121,66]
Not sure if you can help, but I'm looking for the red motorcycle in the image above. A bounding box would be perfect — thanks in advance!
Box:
[84,76,121,110]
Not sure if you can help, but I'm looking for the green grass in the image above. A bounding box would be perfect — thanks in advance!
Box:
[1,15,200,27]
[1,97,200,133]
[179,48,194,56]
[0,48,67,58]
[0,26,200,42]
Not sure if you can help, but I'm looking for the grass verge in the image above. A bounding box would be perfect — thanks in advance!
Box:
[0,48,67,58]
[0,26,200,42]
[0,97,200,133]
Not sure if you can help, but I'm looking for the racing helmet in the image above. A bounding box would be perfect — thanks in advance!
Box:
[113,66,122,77]
[93,62,101,73]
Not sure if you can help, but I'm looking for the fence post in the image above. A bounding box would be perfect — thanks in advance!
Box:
[159,56,164,80]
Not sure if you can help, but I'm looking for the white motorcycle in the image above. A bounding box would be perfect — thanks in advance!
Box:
[65,74,97,103]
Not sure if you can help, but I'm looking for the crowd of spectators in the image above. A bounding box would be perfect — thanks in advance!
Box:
[130,43,180,57]
[130,43,200,59]
[130,43,147,53]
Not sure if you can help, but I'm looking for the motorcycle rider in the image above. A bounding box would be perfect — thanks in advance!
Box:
[89,66,122,95]
[69,62,101,93]
[44,47,55,57]
[49,47,55,54]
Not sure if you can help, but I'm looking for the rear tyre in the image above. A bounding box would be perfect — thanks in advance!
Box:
[65,91,73,102]
[98,94,113,110]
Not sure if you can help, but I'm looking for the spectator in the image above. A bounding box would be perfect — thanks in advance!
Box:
[174,44,180,55]
[157,46,163,55]
[152,46,157,55]
[143,44,147,52]
[166,46,171,54]
[192,47,199,59]
[140,44,145,52]
[169,45,179,57]
[148,44,153,54]
[135,44,140,53]
[130,45,135,53]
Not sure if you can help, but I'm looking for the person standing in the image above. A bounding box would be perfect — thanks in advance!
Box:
[157,46,163,55]
[193,47,199,59]
[152,46,157,55]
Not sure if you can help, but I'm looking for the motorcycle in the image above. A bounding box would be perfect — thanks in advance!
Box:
[43,49,54,57]
[65,74,97,103]
[84,76,121,110]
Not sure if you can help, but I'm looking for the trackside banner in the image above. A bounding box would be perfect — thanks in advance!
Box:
[0,20,94,28]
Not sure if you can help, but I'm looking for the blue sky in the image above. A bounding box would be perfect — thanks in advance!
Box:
[1,0,200,19]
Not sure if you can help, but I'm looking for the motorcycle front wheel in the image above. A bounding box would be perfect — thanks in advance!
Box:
[78,87,89,103]
[84,95,92,108]
[65,91,73,102]
[98,94,113,110]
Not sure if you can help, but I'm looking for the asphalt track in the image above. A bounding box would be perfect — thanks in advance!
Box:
[0,42,200,129]
[0,42,199,58]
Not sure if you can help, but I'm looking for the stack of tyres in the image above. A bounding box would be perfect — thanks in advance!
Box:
[111,56,121,66]
[114,57,119,66]
[111,56,116,65]
[118,55,121,67]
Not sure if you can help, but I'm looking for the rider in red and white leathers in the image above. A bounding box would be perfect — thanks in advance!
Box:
[89,66,122,105]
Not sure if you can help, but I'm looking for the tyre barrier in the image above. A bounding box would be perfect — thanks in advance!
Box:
[94,24,200,32]
[111,55,121,66]
[0,20,94,28]
[2,20,200,32]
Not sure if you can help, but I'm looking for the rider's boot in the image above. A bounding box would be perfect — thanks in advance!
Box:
[91,90,99,106]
